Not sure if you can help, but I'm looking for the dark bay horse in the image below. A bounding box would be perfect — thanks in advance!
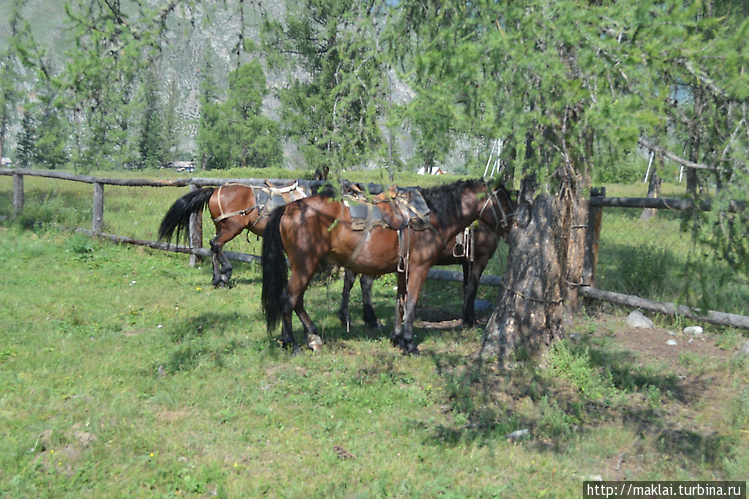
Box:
[158,181,315,287]
[261,179,513,354]
[338,208,516,329]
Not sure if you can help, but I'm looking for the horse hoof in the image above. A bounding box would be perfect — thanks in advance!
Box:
[282,341,299,353]
[402,344,420,356]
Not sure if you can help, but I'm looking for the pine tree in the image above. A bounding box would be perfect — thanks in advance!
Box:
[16,110,37,168]
[260,0,388,174]
[163,77,181,164]
[61,0,190,169]
[139,69,165,169]
[197,59,282,170]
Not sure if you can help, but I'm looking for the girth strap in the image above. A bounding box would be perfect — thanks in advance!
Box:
[212,183,259,222]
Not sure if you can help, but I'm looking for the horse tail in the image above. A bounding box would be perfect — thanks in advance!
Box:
[158,188,215,245]
[261,205,288,331]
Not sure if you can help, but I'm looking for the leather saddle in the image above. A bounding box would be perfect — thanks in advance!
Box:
[343,183,431,231]
[254,180,311,216]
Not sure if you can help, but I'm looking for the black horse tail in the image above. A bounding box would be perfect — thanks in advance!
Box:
[158,188,215,245]
[261,205,288,332]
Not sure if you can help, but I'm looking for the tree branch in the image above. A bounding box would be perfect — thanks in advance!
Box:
[638,137,722,171]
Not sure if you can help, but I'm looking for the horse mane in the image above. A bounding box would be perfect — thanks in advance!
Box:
[420,178,488,228]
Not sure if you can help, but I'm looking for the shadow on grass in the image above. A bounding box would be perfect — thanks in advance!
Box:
[598,242,682,299]
[160,311,278,374]
[419,339,732,470]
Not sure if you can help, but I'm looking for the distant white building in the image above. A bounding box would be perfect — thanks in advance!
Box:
[417,166,445,175]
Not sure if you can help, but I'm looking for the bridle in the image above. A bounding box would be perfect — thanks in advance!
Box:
[479,183,515,232]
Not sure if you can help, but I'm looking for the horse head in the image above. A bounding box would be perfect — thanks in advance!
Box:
[478,180,517,237]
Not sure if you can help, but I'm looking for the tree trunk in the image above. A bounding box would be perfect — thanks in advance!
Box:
[641,154,662,221]
[480,174,587,360]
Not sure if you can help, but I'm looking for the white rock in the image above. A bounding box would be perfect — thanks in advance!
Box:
[626,310,653,329]
[506,429,530,440]
[666,339,678,346]
[683,326,704,336]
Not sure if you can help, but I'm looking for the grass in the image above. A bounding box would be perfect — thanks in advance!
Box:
[1,169,748,496]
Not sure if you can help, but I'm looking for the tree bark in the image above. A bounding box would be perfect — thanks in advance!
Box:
[480,173,587,360]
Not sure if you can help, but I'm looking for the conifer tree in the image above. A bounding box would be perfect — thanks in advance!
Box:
[392,0,749,358]
[260,0,388,174]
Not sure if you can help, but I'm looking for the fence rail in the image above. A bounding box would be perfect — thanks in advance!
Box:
[3,168,747,330]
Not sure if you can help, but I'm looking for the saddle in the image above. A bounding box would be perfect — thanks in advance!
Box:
[212,180,311,222]
[253,180,311,217]
[343,184,432,231]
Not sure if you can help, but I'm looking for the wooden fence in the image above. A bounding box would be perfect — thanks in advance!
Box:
[2,168,748,330]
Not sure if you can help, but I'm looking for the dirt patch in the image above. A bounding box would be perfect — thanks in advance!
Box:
[599,317,731,370]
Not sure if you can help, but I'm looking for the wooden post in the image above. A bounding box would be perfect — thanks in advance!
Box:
[188,183,203,266]
[582,187,605,288]
[12,173,24,219]
[93,182,104,234]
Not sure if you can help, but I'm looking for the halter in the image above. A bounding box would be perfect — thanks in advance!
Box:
[478,184,514,232]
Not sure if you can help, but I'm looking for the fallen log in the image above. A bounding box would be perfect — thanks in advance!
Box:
[76,229,261,264]
[579,286,749,330]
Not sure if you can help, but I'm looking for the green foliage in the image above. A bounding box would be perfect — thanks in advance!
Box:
[595,150,647,184]
[15,110,36,168]
[261,0,388,174]
[138,69,166,169]
[0,0,36,160]
[392,0,749,277]
[197,60,282,170]
[59,0,191,169]
[546,340,617,402]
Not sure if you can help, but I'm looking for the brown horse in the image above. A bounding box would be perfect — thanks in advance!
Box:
[261,178,513,354]
[158,181,316,287]
[338,203,516,329]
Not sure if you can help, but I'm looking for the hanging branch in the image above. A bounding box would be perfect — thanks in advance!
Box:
[637,137,723,172]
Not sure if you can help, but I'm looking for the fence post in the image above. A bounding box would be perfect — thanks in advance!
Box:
[12,173,24,219]
[582,186,605,288]
[93,182,104,234]
[188,183,203,266]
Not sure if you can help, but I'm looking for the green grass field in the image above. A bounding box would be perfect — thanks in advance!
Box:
[1,169,748,496]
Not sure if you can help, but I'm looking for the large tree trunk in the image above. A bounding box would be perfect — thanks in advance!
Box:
[480,174,587,360]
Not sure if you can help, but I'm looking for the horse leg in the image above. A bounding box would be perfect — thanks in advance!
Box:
[391,272,407,348]
[209,235,226,287]
[462,261,477,327]
[463,252,491,327]
[279,288,298,352]
[209,225,239,287]
[360,274,379,328]
[282,259,322,352]
[397,268,430,355]
[337,269,357,328]
[294,295,322,349]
